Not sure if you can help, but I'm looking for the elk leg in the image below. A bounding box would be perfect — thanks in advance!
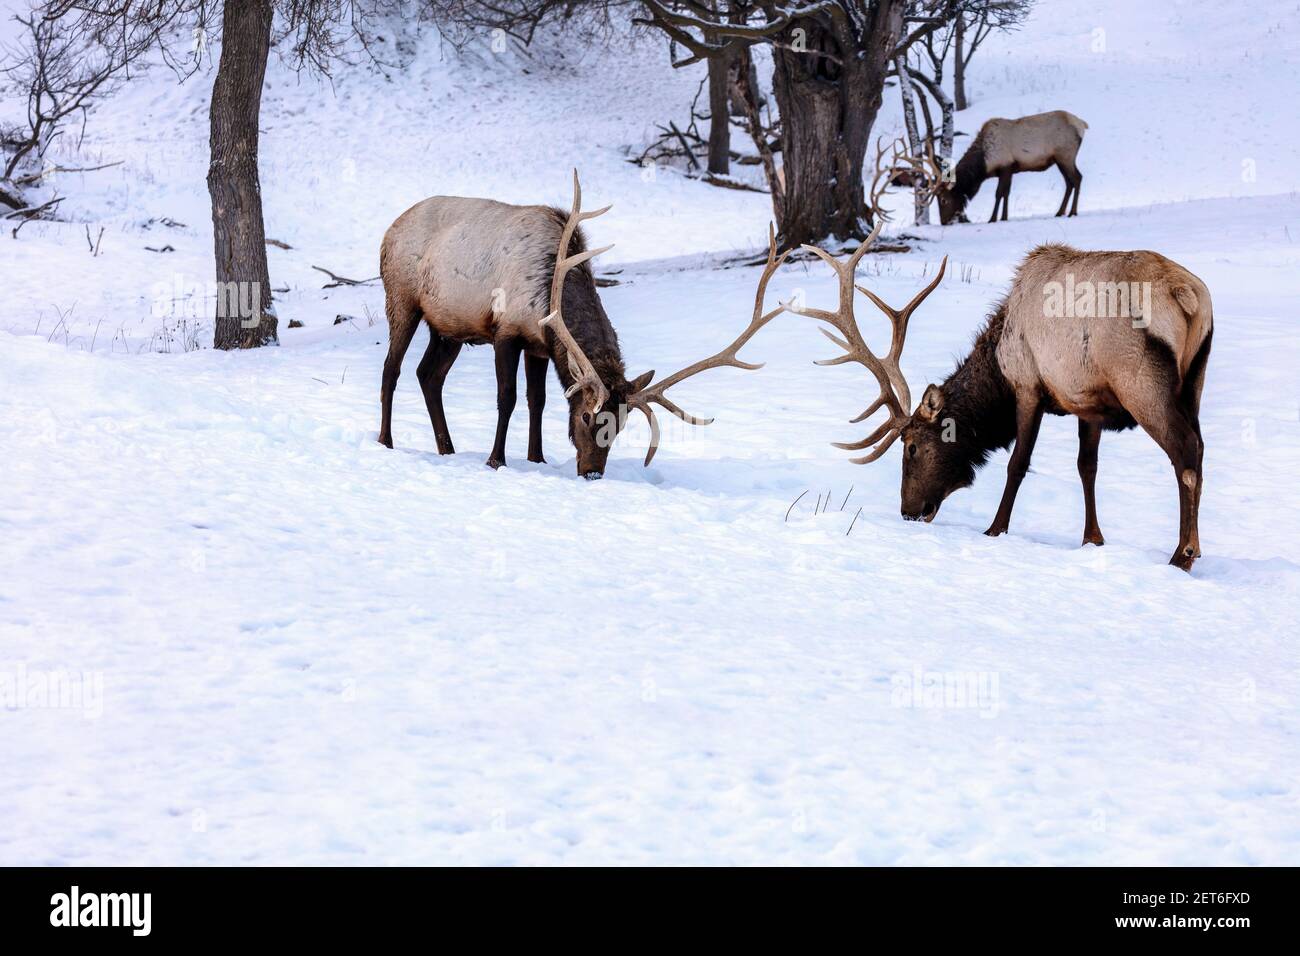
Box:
[1054,163,1073,217]
[416,330,462,455]
[984,398,1044,537]
[1069,166,1082,216]
[1128,398,1204,570]
[999,171,1012,221]
[1077,419,1104,546]
[486,339,523,469]
[378,301,420,449]
[988,179,1003,223]
[525,353,548,463]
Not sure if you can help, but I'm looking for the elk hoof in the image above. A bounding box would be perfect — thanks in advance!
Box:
[1082,530,1105,547]
[378,434,393,449]
[1169,545,1199,572]
[984,524,1008,538]
[527,453,546,464]
[486,457,505,470]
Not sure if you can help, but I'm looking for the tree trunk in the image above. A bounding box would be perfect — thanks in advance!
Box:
[706,47,731,175]
[208,0,275,350]
[769,3,903,248]
[894,53,929,225]
[953,14,968,112]
[730,46,784,226]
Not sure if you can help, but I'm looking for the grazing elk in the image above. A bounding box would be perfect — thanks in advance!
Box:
[935,110,1088,224]
[378,171,791,476]
[792,227,1213,570]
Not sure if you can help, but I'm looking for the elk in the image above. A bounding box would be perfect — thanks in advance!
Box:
[791,228,1213,571]
[935,110,1088,224]
[378,171,791,477]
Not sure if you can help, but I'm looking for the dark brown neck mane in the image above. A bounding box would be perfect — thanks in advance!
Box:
[939,301,1018,471]
[545,267,627,400]
[950,138,989,213]
[534,215,628,399]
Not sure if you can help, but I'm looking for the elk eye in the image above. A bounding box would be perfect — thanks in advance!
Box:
[582,412,593,426]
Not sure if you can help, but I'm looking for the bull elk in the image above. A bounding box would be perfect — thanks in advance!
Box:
[378,171,791,477]
[791,229,1213,570]
[936,110,1088,224]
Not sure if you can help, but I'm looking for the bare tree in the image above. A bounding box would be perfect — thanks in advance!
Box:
[206,0,276,348]
[42,1,387,349]
[945,0,1031,110]
[0,10,151,215]
[427,0,636,51]
[639,1,960,249]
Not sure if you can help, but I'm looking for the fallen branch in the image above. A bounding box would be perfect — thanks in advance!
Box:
[311,265,379,288]
[700,172,767,193]
[13,160,123,187]
[7,195,64,236]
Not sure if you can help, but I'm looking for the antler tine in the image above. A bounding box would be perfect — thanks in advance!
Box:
[628,223,792,466]
[539,170,613,415]
[854,255,948,410]
[787,224,942,464]
[867,136,902,225]
[790,222,902,421]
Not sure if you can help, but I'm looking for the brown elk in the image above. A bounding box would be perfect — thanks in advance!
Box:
[378,171,790,476]
[935,110,1088,224]
[792,228,1213,570]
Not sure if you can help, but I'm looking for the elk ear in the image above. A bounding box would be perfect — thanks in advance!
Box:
[628,369,655,393]
[916,384,945,422]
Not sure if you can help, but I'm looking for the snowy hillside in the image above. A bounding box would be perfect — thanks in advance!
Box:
[1,1,1298,865]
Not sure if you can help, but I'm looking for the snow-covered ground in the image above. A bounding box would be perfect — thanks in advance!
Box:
[1,1,1297,865]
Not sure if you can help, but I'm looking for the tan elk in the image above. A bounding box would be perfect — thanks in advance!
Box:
[378,171,791,476]
[791,227,1213,570]
[936,110,1088,224]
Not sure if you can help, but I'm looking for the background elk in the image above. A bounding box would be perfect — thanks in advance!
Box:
[936,110,1088,224]
[792,228,1213,570]
[378,171,790,477]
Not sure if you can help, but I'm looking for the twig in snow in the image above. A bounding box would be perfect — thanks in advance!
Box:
[846,507,863,536]
[785,490,808,522]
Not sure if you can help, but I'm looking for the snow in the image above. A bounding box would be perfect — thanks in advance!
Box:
[1,1,1298,865]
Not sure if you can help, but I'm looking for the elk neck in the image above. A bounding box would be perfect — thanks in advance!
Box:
[937,300,1018,469]
[951,138,987,207]
[543,265,629,397]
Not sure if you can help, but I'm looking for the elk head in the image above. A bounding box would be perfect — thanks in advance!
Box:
[786,222,951,519]
[542,174,792,477]
[935,184,969,225]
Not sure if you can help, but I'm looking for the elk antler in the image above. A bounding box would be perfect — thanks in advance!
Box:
[626,223,792,466]
[789,223,948,463]
[895,138,949,207]
[867,135,908,225]
[538,169,614,418]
